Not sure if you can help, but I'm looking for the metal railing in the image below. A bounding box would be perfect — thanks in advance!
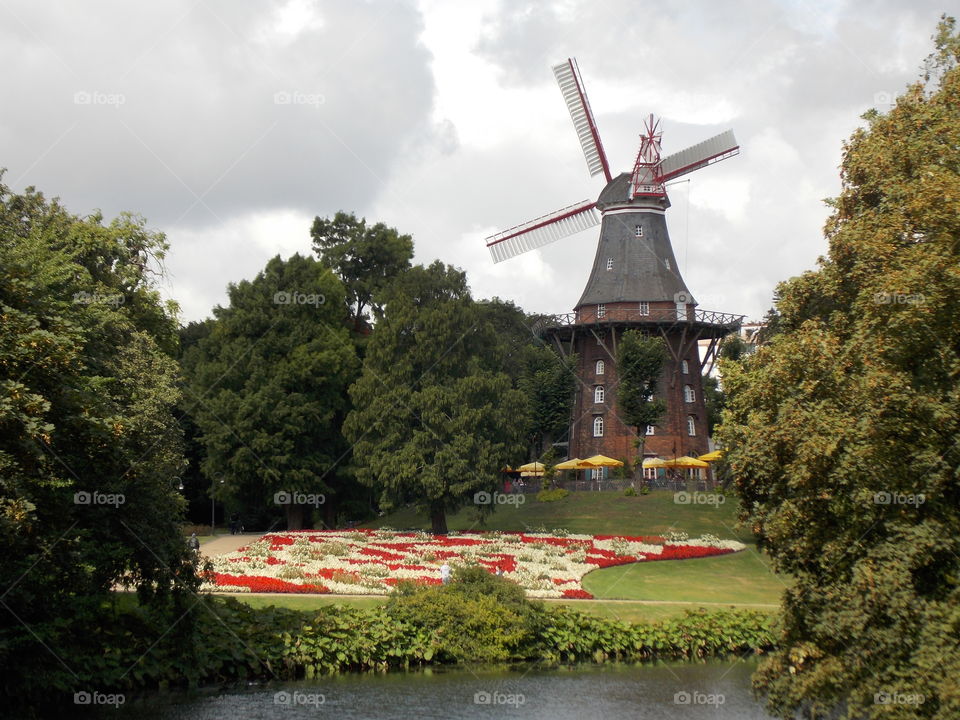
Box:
[534,308,743,332]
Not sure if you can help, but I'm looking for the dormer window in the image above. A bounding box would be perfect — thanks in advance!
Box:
[635,225,643,237]
[606,258,613,271]
[639,301,649,316]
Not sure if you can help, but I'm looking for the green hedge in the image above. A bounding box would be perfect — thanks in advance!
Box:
[21,574,777,714]
[536,488,570,502]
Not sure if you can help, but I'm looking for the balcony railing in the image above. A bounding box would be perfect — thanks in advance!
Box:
[533,308,744,333]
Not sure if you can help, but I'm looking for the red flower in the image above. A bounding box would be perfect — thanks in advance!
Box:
[561,588,593,599]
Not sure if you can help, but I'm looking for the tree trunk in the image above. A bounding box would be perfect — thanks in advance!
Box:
[285,503,308,530]
[430,506,448,535]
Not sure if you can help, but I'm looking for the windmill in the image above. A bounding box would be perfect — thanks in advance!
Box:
[486,58,744,475]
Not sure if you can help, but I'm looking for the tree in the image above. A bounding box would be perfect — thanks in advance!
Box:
[183,254,359,530]
[701,374,725,437]
[717,18,960,719]
[0,178,194,708]
[343,261,529,533]
[310,211,414,332]
[616,331,667,469]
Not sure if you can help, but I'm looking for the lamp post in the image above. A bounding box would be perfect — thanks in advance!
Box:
[211,478,224,534]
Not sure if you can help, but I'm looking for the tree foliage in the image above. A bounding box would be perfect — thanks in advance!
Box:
[0,177,194,707]
[343,262,528,533]
[183,254,359,529]
[310,211,413,331]
[616,331,667,456]
[718,18,960,719]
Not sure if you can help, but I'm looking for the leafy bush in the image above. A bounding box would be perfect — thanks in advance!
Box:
[624,487,638,497]
[536,488,570,502]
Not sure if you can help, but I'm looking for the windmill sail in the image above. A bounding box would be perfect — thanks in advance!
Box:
[486,201,599,263]
[553,59,612,182]
[658,130,739,183]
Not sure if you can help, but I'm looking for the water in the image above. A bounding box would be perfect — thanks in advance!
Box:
[103,659,774,719]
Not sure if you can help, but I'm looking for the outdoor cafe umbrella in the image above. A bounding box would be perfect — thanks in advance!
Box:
[663,456,710,468]
[554,458,587,470]
[517,461,545,477]
[580,455,624,468]
[641,457,667,468]
[697,450,724,463]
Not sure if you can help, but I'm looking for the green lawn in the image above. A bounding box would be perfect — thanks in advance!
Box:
[582,546,787,605]
[364,490,752,541]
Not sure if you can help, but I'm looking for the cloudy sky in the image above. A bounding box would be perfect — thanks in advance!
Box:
[0,0,948,323]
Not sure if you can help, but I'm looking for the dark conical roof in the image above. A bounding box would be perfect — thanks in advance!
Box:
[576,173,693,309]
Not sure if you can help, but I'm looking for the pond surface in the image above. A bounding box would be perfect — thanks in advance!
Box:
[105,658,774,719]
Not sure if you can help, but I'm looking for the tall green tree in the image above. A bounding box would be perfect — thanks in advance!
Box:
[344,262,528,533]
[718,18,960,719]
[183,254,359,530]
[310,211,414,332]
[616,331,667,466]
[0,178,193,708]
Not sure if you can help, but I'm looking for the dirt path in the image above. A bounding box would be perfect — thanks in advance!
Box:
[200,533,262,559]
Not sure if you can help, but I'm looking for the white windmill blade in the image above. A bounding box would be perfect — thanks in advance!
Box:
[552,59,612,182]
[658,129,740,183]
[486,201,599,264]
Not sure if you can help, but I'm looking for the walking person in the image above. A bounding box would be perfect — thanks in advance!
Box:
[440,561,451,585]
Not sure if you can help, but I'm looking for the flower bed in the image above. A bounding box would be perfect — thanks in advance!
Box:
[203,529,745,599]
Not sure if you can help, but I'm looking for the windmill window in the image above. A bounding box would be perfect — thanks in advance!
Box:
[645,425,655,436]
[687,415,697,436]
[681,359,689,374]
[606,258,613,271]
[597,304,606,318]
[664,258,671,270]
[635,225,643,237]
[594,385,605,403]
[684,385,696,403]
[596,359,605,375]
[593,416,604,437]
[639,301,649,316]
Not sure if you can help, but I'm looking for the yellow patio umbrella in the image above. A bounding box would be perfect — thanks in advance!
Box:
[580,454,624,468]
[663,456,710,469]
[698,450,724,463]
[554,458,586,470]
[642,457,667,468]
[517,462,545,473]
